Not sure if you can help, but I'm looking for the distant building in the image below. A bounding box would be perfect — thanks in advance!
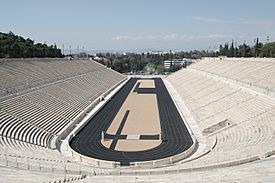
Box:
[164,59,184,69]
[182,58,196,67]
[144,50,175,55]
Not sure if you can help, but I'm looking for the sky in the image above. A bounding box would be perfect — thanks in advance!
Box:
[1,0,275,53]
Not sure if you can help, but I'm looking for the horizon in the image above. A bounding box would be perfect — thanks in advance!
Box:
[1,0,275,53]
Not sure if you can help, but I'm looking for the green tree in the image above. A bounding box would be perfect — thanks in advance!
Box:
[0,31,63,58]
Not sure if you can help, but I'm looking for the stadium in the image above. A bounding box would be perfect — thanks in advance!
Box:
[1,57,275,182]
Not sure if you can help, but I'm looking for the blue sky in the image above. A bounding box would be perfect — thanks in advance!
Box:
[1,0,275,52]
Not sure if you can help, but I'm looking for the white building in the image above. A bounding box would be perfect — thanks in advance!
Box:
[164,59,184,69]
[144,50,175,55]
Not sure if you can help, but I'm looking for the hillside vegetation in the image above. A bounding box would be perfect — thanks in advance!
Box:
[0,31,62,58]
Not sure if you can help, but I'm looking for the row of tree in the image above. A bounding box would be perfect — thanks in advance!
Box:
[0,31,62,58]
[95,52,191,74]
[95,38,275,74]
[1,31,275,74]
[218,38,275,58]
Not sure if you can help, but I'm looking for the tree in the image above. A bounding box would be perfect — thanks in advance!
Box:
[254,37,263,57]
[0,31,63,58]
[219,44,224,55]
[224,43,229,56]
[229,40,235,57]
[260,42,275,57]
[156,65,165,74]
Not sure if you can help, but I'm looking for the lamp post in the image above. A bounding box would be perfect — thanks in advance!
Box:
[44,41,46,57]
[33,40,35,58]
[54,43,57,57]
[234,42,237,57]
[242,40,246,57]
[62,44,65,56]
[254,39,257,57]
[267,36,270,57]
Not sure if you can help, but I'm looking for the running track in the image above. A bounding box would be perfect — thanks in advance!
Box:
[70,78,193,165]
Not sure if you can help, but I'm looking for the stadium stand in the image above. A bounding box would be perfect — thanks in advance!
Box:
[0,58,126,181]
[0,166,86,183]
[75,156,275,182]
[163,58,275,167]
[188,57,275,96]
[80,58,275,181]
[1,57,275,182]
[0,58,125,144]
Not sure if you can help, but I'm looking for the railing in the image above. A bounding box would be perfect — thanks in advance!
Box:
[65,129,197,168]
[0,153,89,175]
[1,142,275,178]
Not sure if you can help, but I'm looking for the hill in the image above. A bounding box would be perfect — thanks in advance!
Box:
[0,31,62,58]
